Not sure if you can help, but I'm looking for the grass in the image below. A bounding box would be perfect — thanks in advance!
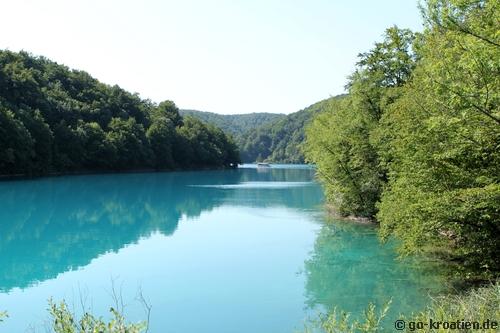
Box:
[305,281,499,333]
[2,283,498,332]
[303,301,392,333]
[406,281,500,332]
[49,300,147,333]
[0,301,148,333]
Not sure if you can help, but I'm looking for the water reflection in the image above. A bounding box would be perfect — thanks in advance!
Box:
[303,220,446,322]
[0,166,449,333]
[0,167,322,292]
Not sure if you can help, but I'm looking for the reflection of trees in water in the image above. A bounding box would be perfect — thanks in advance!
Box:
[0,171,232,292]
[303,221,446,321]
[0,167,320,291]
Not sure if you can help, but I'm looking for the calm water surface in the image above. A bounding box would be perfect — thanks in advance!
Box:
[0,165,444,332]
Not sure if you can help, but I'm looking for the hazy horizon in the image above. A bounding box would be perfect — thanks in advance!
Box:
[1,0,423,114]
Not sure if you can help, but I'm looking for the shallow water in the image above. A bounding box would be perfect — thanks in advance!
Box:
[0,165,444,332]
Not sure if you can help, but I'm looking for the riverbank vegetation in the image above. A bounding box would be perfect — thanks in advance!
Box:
[5,282,497,332]
[305,0,499,282]
[0,302,147,333]
[49,300,147,333]
[306,282,499,332]
[306,302,392,333]
[408,281,500,332]
[0,50,240,176]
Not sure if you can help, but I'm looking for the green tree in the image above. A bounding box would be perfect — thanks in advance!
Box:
[106,117,152,169]
[306,0,499,278]
[76,121,114,169]
[155,100,183,127]
[147,116,176,169]
[304,27,416,218]
[305,98,382,217]
[0,49,243,176]
[52,120,86,170]
[0,107,34,175]
[16,108,53,174]
[377,0,500,278]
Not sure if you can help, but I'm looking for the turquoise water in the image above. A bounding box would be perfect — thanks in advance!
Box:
[0,165,444,332]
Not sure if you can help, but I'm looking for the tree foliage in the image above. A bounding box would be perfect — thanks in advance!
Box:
[305,0,499,278]
[180,97,344,164]
[179,109,285,137]
[239,96,343,163]
[0,50,240,175]
[305,27,416,217]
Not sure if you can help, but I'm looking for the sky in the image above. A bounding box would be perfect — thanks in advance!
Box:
[0,0,423,114]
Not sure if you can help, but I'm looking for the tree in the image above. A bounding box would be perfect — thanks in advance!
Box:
[52,120,86,170]
[16,108,53,174]
[106,118,152,169]
[76,121,114,169]
[0,107,33,175]
[377,0,500,278]
[147,116,175,169]
[0,49,243,175]
[155,100,183,127]
[304,27,416,218]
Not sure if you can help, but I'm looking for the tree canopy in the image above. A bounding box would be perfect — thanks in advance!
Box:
[238,96,345,163]
[0,50,240,175]
[304,0,499,279]
[179,109,285,137]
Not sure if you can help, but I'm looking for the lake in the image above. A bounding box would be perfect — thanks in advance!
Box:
[0,165,444,332]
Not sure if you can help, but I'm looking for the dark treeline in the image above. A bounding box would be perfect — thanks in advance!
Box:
[305,0,499,280]
[0,50,240,176]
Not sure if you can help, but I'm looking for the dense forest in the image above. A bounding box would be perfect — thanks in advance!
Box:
[237,96,344,163]
[179,109,285,137]
[304,0,499,280]
[0,50,240,176]
[179,100,340,164]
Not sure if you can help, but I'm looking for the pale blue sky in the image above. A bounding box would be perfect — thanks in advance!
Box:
[1,0,423,114]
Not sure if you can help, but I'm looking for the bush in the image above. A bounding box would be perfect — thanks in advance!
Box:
[304,301,391,333]
[49,300,147,333]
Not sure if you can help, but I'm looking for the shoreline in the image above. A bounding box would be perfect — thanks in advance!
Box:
[325,204,377,225]
[0,165,237,182]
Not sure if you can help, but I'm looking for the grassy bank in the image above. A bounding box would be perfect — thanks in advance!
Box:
[406,282,499,332]
[306,281,499,333]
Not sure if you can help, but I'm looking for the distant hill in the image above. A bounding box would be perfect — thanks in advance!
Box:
[179,110,285,137]
[238,95,346,163]
[180,96,345,164]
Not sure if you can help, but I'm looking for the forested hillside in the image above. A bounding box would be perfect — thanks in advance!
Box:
[179,109,285,137]
[304,0,499,279]
[238,95,344,163]
[0,50,240,176]
[180,99,343,164]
